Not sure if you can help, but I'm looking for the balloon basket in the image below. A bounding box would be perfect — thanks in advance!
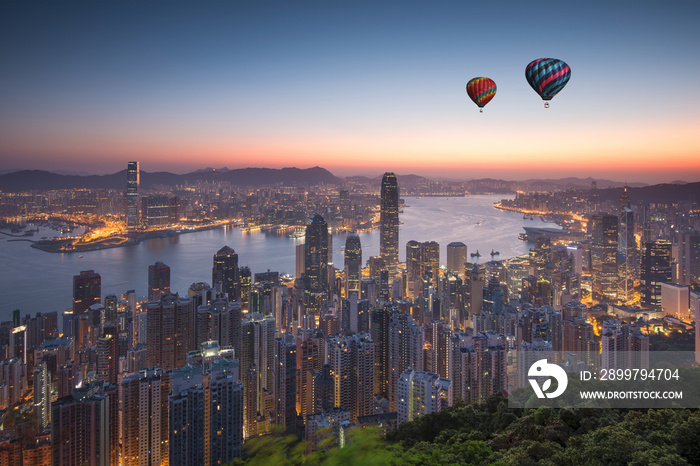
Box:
[544,102,549,108]
[480,108,483,113]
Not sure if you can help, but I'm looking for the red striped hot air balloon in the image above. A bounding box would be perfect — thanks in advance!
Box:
[466,77,497,113]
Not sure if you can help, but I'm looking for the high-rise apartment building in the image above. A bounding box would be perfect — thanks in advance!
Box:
[121,368,171,466]
[387,311,424,410]
[51,382,118,466]
[240,314,275,436]
[126,161,140,229]
[96,326,118,385]
[169,363,244,465]
[601,320,649,371]
[146,293,194,370]
[33,361,51,430]
[273,333,297,431]
[397,368,451,426]
[380,173,399,278]
[148,261,171,301]
[451,332,507,402]
[328,333,375,422]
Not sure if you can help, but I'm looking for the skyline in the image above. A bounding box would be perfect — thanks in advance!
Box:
[2,1,700,183]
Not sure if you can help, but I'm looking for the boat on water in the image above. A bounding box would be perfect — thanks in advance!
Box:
[490,249,500,256]
[470,250,481,258]
[476,221,482,225]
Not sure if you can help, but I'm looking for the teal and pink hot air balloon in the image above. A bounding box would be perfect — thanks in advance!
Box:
[466,77,497,113]
[525,58,571,107]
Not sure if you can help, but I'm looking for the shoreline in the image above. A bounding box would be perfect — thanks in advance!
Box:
[30,221,237,254]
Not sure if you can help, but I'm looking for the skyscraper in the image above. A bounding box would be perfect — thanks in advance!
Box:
[273,333,297,431]
[397,368,452,426]
[590,214,619,303]
[121,368,171,466]
[148,261,171,301]
[304,215,329,317]
[205,366,244,462]
[146,293,193,371]
[213,246,240,301]
[295,243,305,280]
[677,232,700,286]
[328,333,375,422]
[446,242,468,278]
[619,207,636,302]
[126,161,140,229]
[387,311,424,410]
[141,195,170,227]
[73,270,101,315]
[420,241,440,289]
[344,234,362,299]
[406,240,421,299]
[51,384,115,466]
[96,325,118,385]
[641,240,673,307]
[240,314,275,436]
[380,173,399,278]
[405,241,440,290]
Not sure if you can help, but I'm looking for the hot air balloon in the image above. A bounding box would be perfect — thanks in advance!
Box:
[525,58,571,108]
[466,77,497,113]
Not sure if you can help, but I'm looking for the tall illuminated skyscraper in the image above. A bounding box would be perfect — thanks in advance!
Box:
[420,241,440,288]
[304,215,329,316]
[619,207,636,302]
[380,173,399,278]
[126,161,140,229]
[641,240,672,307]
[406,240,422,297]
[447,242,468,278]
[344,234,362,299]
[590,214,619,303]
[213,246,240,301]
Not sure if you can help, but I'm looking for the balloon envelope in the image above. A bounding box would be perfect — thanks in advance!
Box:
[525,58,571,101]
[466,77,497,108]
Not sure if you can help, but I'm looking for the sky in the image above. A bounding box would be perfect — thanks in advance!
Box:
[1,0,699,183]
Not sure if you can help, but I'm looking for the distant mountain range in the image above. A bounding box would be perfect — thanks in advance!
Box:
[518,176,649,189]
[0,167,698,204]
[0,167,341,192]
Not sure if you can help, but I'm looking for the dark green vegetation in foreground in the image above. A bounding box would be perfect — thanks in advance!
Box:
[233,393,700,466]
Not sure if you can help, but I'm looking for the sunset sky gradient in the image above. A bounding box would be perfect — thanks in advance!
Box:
[1,0,699,182]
